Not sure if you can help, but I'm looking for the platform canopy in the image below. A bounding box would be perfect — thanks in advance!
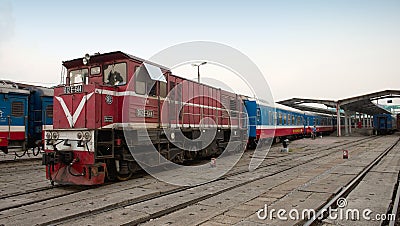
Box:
[277,90,400,115]
[276,98,338,115]
[338,90,399,115]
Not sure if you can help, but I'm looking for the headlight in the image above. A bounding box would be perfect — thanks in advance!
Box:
[77,132,83,140]
[84,131,91,141]
[52,132,59,139]
[45,132,52,139]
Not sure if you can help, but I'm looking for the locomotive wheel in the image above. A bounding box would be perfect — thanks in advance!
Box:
[116,171,133,181]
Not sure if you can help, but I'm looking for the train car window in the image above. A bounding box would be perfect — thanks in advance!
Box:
[136,82,146,95]
[292,115,295,125]
[90,66,101,76]
[268,111,271,125]
[70,69,89,85]
[11,102,24,117]
[46,105,53,118]
[256,108,261,123]
[278,113,282,125]
[135,66,155,95]
[104,62,127,86]
[160,81,167,98]
[170,81,176,91]
[149,82,157,96]
[283,114,287,125]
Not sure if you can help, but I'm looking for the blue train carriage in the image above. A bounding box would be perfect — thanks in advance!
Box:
[0,82,29,154]
[373,113,397,135]
[0,81,54,156]
[244,97,337,148]
[303,111,335,136]
[274,103,309,140]
[25,86,54,151]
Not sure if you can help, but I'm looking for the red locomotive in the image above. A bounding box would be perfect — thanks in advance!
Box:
[43,51,248,185]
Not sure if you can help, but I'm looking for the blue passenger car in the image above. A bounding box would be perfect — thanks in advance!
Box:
[0,81,53,155]
[373,113,397,135]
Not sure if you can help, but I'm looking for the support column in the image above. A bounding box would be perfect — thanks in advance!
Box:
[337,103,341,137]
[367,115,370,127]
[344,111,349,136]
[362,114,365,128]
[348,113,352,134]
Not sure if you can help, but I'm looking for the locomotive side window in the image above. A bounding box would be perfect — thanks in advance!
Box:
[160,82,167,98]
[70,69,89,85]
[149,83,157,96]
[104,62,126,86]
[11,102,24,117]
[135,65,158,95]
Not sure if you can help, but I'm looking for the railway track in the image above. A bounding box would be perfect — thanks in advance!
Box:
[388,172,400,226]
[303,137,400,226]
[0,136,354,199]
[0,136,383,225]
[21,136,380,226]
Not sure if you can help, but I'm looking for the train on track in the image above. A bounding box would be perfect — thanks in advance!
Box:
[0,80,53,156]
[373,113,398,135]
[42,51,338,185]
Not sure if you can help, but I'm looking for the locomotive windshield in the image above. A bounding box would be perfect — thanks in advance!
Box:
[103,62,127,86]
[70,69,88,85]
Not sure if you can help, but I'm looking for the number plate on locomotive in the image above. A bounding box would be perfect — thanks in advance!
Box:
[136,109,154,117]
[64,85,83,94]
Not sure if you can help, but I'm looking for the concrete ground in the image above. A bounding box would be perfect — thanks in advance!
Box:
[0,135,399,226]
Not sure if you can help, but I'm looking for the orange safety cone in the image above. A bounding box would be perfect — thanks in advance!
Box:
[343,150,349,159]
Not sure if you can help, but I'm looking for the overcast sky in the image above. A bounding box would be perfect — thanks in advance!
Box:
[0,0,399,103]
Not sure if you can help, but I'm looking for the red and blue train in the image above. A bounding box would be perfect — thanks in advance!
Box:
[0,80,53,156]
[42,51,337,185]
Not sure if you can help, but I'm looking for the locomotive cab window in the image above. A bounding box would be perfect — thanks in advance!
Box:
[70,69,89,85]
[104,62,127,86]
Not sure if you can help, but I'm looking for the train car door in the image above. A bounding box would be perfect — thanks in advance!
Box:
[378,116,387,130]
[42,97,54,131]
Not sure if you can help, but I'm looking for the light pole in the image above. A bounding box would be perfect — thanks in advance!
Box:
[192,62,207,83]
